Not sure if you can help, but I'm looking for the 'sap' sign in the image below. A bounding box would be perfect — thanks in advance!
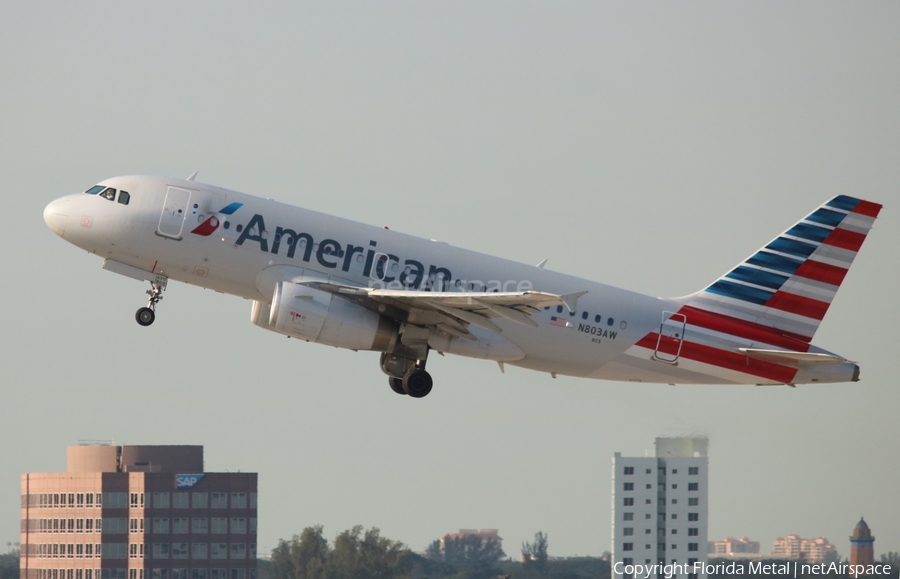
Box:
[175,474,205,489]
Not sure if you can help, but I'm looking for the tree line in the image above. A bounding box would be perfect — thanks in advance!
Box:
[0,528,607,579]
[268,527,608,579]
[0,551,20,579]
[269,525,408,579]
[5,537,898,579]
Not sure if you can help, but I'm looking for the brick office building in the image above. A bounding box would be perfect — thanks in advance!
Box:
[20,445,257,579]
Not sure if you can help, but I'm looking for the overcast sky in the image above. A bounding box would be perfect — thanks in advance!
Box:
[2,1,898,559]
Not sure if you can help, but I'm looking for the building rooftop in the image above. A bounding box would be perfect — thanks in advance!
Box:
[66,444,203,473]
[654,436,709,458]
[851,517,874,541]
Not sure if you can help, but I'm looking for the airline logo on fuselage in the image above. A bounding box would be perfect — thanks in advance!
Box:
[191,203,244,236]
[233,213,532,292]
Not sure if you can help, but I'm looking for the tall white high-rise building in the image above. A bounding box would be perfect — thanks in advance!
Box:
[611,437,709,579]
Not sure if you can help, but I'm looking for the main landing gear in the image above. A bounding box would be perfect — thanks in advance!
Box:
[135,276,167,327]
[381,342,433,398]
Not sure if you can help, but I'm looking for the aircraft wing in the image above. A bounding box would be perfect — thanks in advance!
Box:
[303,281,587,335]
[735,348,853,365]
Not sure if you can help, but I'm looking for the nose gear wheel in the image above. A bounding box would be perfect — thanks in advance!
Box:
[135,275,167,326]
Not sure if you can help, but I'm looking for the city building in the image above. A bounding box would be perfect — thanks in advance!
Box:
[770,534,836,562]
[20,445,257,579]
[708,537,760,557]
[771,534,801,559]
[849,518,875,571]
[611,437,709,578]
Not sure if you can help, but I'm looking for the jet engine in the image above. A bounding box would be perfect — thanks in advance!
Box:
[252,282,398,352]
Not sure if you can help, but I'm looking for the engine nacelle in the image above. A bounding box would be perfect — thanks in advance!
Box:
[250,300,275,331]
[268,282,398,351]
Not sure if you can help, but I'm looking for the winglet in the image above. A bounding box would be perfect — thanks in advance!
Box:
[560,290,588,313]
[187,171,199,181]
[536,259,548,268]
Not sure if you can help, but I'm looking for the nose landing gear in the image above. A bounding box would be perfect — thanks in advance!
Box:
[135,276,167,327]
[135,307,155,326]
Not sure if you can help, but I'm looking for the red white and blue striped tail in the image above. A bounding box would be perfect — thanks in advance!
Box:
[684,195,882,343]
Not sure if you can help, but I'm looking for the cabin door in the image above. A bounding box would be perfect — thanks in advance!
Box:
[158,187,193,239]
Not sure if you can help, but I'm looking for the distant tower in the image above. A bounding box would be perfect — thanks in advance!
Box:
[849,517,875,570]
[611,437,708,579]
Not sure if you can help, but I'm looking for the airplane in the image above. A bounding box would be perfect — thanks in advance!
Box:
[43,174,882,398]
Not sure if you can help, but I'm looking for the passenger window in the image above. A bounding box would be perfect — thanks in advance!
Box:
[595,314,601,323]
[608,318,615,326]
[84,185,105,195]
[556,306,563,313]
[118,191,130,205]
[582,312,588,320]
[100,188,116,201]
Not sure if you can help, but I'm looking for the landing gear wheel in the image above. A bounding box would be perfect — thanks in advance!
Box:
[135,307,155,327]
[402,368,433,398]
[136,275,167,326]
[380,341,432,398]
[388,377,407,395]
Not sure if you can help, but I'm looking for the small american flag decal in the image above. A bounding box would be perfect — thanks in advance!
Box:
[550,316,571,328]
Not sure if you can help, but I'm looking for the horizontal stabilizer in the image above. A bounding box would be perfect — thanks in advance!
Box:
[735,348,852,365]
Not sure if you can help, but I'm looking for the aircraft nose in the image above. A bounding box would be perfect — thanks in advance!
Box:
[43,198,70,237]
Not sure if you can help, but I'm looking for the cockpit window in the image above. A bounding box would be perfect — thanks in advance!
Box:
[84,184,129,205]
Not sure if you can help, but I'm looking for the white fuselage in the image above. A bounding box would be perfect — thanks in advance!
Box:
[43,175,861,386]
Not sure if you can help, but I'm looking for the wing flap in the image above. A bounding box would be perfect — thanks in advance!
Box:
[472,299,539,327]
[428,302,504,333]
[367,288,576,310]
[301,280,587,333]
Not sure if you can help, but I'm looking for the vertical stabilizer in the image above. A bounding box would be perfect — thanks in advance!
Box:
[685,195,882,342]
